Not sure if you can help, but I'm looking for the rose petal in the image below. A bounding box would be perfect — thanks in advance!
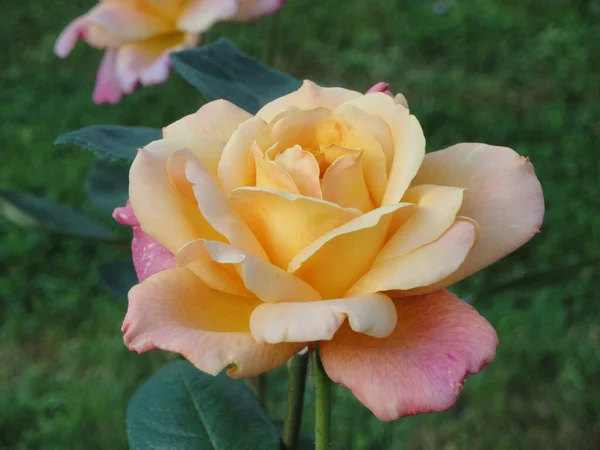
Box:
[339,127,389,205]
[114,35,175,93]
[113,202,176,282]
[129,144,222,254]
[186,156,268,260]
[230,0,286,21]
[410,143,545,288]
[274,145,322,198]
[375,184,465,263]
[249,293,397,343]
[343,93,426,204]
[289,203,415,299]
[92,49,123,104]
[269,107,331,150]
[322,154,374,212]
[229,187,361,269]
[253,145,299,194]
[332,104,394,171]
[177,0,240,32]
[86,2,173,44]
[54,15,88,58]
[320,290,498,421]
[175,239,252,297]
[218,117,266,192]
[165,135,224,185]
[366,81,393,97]
[257,80,362,123]
[113,200,138,227]
[123,267,303,377]
[346,219,477,296]
[177,240,322,302]
[146,0,188,18]
[164,99,253,145]
[114,32,194,93]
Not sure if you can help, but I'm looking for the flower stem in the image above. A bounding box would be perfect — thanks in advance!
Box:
[263,13,281,67]
[246,374,267,407]
[314,347,332,450]
[282,353,309,450]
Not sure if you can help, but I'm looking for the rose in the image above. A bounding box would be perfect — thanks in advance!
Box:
[55,0,285,104]
[117,81,544,420]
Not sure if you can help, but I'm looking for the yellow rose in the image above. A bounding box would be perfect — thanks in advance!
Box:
[121,81,544,420]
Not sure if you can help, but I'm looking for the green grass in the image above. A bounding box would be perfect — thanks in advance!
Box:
[1,0,600,448]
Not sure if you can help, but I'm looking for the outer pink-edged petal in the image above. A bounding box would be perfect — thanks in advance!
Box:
[289,203,415,299]
[343,93,425,204]
[230,0,285,21]
[249,293,397,343]
[257,80,362,123]
[177,240,322,302]
[411,143,545,286]
[123,267,303,378]
[177,0,240,33]
[54,15,88,58]
[92,49,123,104]
[113,200,138,227]
[320,290,498,421]
[164,99,253,145]
[186,156,268,261]
[346,219,477,297]
[113,202,176,282]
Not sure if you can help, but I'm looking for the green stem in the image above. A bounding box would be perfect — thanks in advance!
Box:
[314,348,332,450]
[246,374,267,407]
[282,353,309,450]
[263,13,281,67]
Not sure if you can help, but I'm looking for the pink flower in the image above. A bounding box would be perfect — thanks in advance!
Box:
[55,0,286,104]
[117,82,544,420]
[367,81,409,108]
[367,81,393,97]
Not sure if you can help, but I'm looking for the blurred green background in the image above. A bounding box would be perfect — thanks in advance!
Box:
[1,0,599,449]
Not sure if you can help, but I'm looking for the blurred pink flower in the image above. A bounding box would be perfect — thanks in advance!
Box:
[367,81,393,97]
[367,81,409,108]
[55,0,286,103]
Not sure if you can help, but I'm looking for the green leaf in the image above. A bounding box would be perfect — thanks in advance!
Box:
[0,190,116,241]
[171,38,302,114]
[97,261,137,301]
[55,125,161,161]
[86,159,130,215]
[127,360,280,450]
[484,258,600,295]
